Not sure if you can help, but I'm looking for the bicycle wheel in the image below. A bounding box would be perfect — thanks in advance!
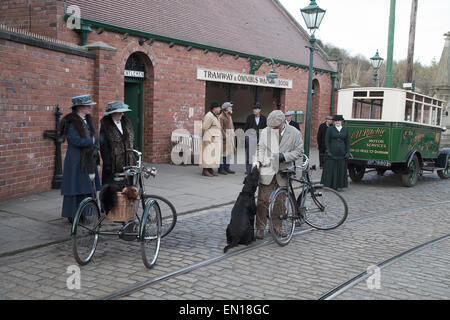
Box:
[268,187,296,246]
[140,199,161,269]
[302,186,348,230]
[72,198,100,265]
[144,195,177,238]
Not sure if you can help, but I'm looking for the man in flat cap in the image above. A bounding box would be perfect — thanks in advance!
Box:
[252,110,303,239]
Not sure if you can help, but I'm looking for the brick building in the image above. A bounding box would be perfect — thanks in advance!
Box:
[0,0,337,201]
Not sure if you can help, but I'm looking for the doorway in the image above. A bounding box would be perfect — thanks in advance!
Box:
[124,78,144,151]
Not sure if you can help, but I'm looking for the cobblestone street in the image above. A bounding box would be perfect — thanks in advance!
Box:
[1,168,449,300]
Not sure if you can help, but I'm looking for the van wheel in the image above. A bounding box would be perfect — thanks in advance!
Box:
[401,155,419,187]
[348,164,365,182]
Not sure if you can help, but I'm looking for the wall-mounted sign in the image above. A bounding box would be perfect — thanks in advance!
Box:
[124,70,145,78]
[197,68,292,89]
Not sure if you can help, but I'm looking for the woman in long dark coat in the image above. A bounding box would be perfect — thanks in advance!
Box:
[60,94,101,223]
[320,115,350,190]
[99,101,135,186]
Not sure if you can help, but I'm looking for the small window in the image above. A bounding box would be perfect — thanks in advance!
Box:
[437,109,442,126]
[414,102,422,122]
[406,92,414,99]
[423,105,430,124]
[424,97,431,104]
[353,91,367,97]
[352,99,383,119]
[431,107,437,125]
[370,91,384,97]
[405,100,413,121]
[415,95,423,102]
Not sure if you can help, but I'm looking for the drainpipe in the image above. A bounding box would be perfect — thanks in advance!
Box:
[330,72,337,115]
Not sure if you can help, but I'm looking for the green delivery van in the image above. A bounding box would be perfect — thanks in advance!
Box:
[337,87,450,187]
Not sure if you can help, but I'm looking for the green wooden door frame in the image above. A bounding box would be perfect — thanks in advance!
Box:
[124,77,144,151]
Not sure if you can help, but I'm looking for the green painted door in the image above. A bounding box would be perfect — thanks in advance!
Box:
[124,79,143,151]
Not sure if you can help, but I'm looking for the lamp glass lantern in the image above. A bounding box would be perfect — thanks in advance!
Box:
[266,67,279,85]
[370,50,384,87]
[300,0,326,34]
[370,50,384,70]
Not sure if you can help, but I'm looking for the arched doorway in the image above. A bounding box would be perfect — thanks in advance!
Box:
[124,52,154,157]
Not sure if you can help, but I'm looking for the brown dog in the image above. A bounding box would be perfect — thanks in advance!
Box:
[122,186,138,200]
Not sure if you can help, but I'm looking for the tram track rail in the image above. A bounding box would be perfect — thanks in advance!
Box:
[318,233,450,300]
[99,199,450,300]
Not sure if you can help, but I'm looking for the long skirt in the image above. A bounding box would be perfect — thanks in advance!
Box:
[61,194,91,218]
[321,158,348,190]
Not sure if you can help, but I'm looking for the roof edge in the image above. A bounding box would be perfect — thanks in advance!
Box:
[66,14,336,75]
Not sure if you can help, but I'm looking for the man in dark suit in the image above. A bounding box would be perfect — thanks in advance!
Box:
[285,110,300,131]
[317,115,333,168]
[244,103,267,174]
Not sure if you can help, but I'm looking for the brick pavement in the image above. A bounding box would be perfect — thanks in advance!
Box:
[0,168,449,300]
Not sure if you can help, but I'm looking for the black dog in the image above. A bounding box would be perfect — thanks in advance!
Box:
[99,184,121,214]
[100,184,139,215]
[223,167,260,253]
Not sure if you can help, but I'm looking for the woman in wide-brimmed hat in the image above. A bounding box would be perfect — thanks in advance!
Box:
[99,101,136,186]
[60,94,101,223]
[320,115,350,190]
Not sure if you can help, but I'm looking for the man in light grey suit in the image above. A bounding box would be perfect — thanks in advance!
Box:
[252,110,303,239]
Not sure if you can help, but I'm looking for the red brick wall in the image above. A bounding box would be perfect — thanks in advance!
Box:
[0,4,334,200]
[0,0,61,38]
[0,37,95,201]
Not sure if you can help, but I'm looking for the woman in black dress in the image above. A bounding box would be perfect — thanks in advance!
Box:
[320,115,350,190]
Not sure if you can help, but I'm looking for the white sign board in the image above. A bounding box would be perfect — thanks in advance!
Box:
[124,70,145,78]
[197,68,292,89]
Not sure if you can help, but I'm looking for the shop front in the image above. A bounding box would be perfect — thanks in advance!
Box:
[199,68,293,129]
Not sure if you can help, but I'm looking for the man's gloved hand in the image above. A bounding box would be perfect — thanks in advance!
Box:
[278,153,285,163]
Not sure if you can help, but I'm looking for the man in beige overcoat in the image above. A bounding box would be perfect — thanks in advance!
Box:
[200,102,222,177]
[252,110,303,239]
[218,102,236,174]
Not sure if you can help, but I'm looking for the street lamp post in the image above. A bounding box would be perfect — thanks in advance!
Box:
[370,50,384,87]
[300,0,326,158]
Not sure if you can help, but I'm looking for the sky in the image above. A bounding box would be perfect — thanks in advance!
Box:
[279,0,450,66]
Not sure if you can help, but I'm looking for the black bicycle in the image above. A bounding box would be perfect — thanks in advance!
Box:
[72,149,165,268]
[268,155,348,246]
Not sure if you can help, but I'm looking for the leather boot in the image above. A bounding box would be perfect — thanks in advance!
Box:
[255,229,264,239]
[209,168,218,176]
[202,169,214,177]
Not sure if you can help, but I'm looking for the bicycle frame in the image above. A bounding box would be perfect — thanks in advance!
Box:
[284,161,325,219]
[72,149,155,239]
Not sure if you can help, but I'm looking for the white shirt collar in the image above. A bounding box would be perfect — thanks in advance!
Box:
[114,119,123,134]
